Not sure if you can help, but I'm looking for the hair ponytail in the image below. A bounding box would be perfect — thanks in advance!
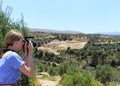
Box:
[3,43,9,50]
[0,43,9,57]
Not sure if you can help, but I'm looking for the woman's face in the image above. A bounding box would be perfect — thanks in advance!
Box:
[15,38,25,50]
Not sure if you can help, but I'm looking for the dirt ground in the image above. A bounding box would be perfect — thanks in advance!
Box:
[38,40,87,55]
[36,75,61,86]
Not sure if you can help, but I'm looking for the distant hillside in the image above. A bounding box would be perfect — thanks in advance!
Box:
[29,28,120,36]
[29,28,81,34]
[105,32,120,36]
[97,32,120,36]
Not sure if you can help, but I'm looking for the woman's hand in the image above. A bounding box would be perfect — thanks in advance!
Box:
[22,41,28,59]
[22,41,33,57]
[27,41,34,55]
[19,41,34,77]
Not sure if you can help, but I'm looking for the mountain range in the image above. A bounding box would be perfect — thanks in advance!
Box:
[29,28,81,34]
[98,32,120,36]
[29,28,120,36]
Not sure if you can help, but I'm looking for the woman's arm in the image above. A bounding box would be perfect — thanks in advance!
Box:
[19,54,34,77]
[19,41,34,77]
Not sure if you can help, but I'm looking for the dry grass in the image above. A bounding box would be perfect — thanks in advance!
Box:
[38,39,87,55]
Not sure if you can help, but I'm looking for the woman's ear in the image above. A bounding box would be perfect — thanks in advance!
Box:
[13,41,18,46]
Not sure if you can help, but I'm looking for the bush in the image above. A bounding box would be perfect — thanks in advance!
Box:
[60,72,103,86]
[58,62,79,75]
[95,64,113,85]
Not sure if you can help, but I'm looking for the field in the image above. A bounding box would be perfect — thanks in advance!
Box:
[38,39,87,55]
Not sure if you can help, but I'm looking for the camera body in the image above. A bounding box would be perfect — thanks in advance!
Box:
[25,36,37,47]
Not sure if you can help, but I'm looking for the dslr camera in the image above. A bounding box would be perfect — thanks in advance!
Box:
[24,36,37,47]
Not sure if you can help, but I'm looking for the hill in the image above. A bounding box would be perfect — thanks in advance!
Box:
[29,28,82,34]
[30,28,120,36]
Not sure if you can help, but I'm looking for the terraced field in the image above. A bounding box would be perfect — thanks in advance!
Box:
[38,39,87,55]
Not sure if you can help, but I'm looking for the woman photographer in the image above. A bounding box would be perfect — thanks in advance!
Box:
[0,29,34,86]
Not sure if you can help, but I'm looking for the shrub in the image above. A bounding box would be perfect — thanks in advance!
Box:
[60,72,103,86]
[95,64,113,85]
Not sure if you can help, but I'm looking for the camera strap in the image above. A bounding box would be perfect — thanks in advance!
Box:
[3,48,16,53]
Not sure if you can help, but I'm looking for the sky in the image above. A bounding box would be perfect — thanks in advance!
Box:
[2,0,120,33]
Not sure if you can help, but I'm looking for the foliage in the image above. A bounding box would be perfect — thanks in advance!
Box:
[111,68,120,82]
[29,75,37,86]
[60,72,103,86]
[58,61,79,75]
[95,64,113,85]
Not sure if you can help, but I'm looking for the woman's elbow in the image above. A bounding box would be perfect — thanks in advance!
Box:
[27,72,34,77]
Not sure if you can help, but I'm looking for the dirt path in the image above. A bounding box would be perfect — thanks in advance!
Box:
[36,75,61,86]
[36,73,120,86]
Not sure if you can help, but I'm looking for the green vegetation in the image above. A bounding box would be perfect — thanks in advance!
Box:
[60,73,103,86]
[33,33,120,86]
[95,64,113,85]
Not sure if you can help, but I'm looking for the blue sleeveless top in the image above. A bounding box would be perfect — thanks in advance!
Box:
[0,51,25,84]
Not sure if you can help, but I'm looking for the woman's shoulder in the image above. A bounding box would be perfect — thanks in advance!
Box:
[2,51,13,58]
[10,51,19,56]
[9,51,21,59]
[7,51,24,64]
[2,51,20,59]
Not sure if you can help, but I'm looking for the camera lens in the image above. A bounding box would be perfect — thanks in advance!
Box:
[32,41,37,47]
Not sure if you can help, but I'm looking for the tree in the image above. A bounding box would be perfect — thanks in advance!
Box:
[60,73,103,86]
[95,64,113,85]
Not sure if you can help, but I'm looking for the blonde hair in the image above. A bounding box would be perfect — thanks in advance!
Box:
[4,29,23,48]
[0,29,24,57]
[0,29,23,57]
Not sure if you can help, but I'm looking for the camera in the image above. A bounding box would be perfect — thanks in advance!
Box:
[25,36,37,47]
